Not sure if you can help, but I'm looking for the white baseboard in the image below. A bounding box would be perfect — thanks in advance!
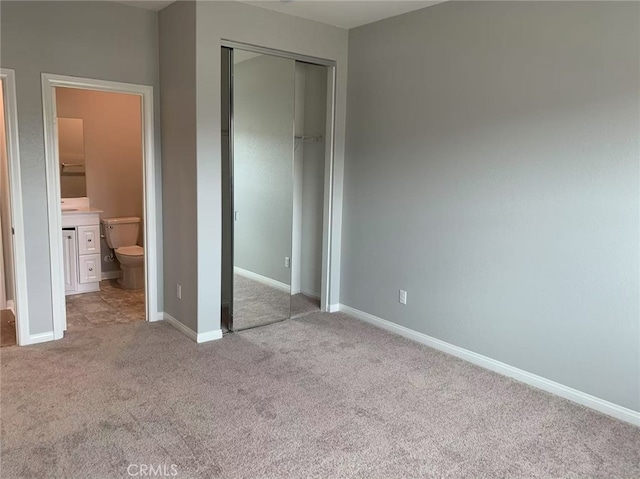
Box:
[6,299,15,316]
[162,312,197,341]
[234,267,290,293]
[339,304,640,427]
[197,329,223,343]
[25,331,55,346]
[66,283,100,295]
[301,289,320,300]
[161,312,222,343]
[101,270,122,280]
[149,311,164,323]
[328,303,340,313]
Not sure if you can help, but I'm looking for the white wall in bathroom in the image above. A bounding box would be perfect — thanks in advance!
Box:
[56,88,143,274]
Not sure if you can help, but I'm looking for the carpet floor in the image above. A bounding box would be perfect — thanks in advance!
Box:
[291,293,320,318]
[233,274,290,330]
[1,312,638,478]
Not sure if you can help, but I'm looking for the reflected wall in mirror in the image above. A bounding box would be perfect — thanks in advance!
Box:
[231,50,295,331]
[221,47,332,332]
[58,117,87,198]
[290,61,327,319]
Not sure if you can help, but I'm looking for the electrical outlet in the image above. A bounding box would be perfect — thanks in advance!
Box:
[399,289,407,305]
[285,257,290,268]
[177,284,182,300]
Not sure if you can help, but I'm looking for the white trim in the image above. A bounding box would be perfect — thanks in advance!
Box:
[320,66,338,312]
[327,303,340,313]
[300,289,320,300]
[234,266,290,293]
[162,312,223,343]
[163,312,197,341]
[0,69,30,346]
[339,304,640,427]
[196,329,223,343]
[101,270,123,281]
[6,299,15,316]
[41,73,159,343]
[0,206,5,310]
[25,332,55,346]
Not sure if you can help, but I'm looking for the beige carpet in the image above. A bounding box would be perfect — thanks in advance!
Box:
[232,274,290,330]
[1,313,638,478]
[232,275,321,330]
[291,293,320,318]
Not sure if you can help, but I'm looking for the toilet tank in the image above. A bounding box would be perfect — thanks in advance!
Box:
[101,217,141,249]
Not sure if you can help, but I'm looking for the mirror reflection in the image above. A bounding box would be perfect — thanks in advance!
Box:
[221,47,329,331]
[58,117,87,198]
[231,51,295,330]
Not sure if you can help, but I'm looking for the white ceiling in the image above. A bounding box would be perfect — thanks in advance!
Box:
[233,50,263,64]
[243,1,446,29]
[117,1,174,10]
[118,1,447,29]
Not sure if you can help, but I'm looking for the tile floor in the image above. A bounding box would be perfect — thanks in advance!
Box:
[1,309,16,347]
[66,279,145,331]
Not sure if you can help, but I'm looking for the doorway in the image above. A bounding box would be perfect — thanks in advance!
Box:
[221,45,336,332]
[0,74,17,347]
[0,68,29,346]
[41,75,158,340]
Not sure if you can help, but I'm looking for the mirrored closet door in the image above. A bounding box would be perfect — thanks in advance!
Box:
[222,46,329,332]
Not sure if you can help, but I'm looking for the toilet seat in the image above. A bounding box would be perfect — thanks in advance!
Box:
[115,245,144,257]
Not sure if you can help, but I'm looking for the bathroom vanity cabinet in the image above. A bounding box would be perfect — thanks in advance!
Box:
[61,202,103,295]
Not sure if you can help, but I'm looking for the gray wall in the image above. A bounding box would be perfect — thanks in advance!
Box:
[343,1,640,411]
[159,1,197,331]
[0,1,162,335]
[158,1,348,334]
[234,55,294,286]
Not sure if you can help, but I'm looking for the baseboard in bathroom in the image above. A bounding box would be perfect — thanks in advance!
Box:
[101,271,123,280]
[6,299,15,316]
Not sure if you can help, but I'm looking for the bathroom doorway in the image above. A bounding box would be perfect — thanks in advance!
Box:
[41,75,158,340]
[221,44,336,332]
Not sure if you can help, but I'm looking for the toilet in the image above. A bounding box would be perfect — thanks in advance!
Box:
[101,217,144,290]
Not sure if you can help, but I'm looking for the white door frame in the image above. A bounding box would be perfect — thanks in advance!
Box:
[0,68,30,345]
[41,74,159,340]
[0,216,5,310]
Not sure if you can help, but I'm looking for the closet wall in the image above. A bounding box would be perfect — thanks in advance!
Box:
[295,62,326,299]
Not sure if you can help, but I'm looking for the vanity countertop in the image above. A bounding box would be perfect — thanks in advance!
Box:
[61,207,103,215]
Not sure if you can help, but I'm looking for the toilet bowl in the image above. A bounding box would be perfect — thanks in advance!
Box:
[101,217,145,290]
[115,245,145,290]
